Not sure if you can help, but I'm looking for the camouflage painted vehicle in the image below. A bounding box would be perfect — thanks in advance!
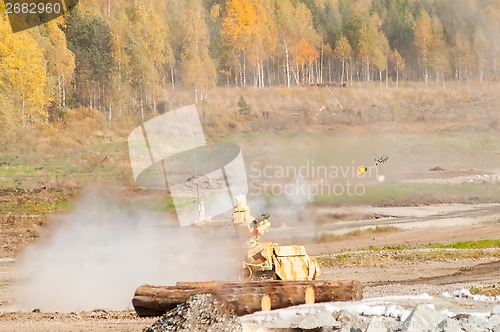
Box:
[232,196,321,281]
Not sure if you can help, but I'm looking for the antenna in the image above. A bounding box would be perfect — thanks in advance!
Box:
[193,147,205,221]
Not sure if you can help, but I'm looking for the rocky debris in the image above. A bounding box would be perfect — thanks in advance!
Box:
[184,176,219,189]
[429,166,445,171]
[401,304,446,331]
[90,309,111,319]
[443,288,500,303]
[144,294,242,332]
[365,316,396,332]
[466,174,500,185]
[241,293,500,332]
[171,175,226,198]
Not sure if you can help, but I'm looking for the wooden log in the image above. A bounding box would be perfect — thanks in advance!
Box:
[133,280,363,317]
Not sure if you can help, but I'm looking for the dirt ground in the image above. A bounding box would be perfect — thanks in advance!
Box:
[1,191,499,331]
[0,239,499,331]
[1,116,500,330]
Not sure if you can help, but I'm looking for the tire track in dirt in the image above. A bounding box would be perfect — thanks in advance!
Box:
[368,259,500,287]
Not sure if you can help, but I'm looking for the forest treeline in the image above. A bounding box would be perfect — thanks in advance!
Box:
[0,0,499,128]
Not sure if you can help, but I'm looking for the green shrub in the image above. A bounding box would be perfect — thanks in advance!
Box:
[237,96,252,119]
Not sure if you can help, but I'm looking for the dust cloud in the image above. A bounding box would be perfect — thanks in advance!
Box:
[14,186,239,312]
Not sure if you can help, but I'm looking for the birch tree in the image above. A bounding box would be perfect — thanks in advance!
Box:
[413,8,432,83]
[167,0,216,101]
[221,0,258,87]
[452,33,474,81]
[36,20,76,119]
[333,35,352,85]
[473,28,487,83]
[0,15,51,124]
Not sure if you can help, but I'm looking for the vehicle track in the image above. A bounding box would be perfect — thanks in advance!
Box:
[368,259,500,287]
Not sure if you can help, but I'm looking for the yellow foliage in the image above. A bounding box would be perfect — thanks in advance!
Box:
[297,39,318,66]
[222,0,258,51]
[276,1,320,61]
[393,49,405,70]
[413,8,432,66]
[45,21,76,80]
[176,0,217,91]
[0,15,51,124]
[334,35,352,60]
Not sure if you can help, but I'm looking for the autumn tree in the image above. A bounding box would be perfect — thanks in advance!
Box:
[433,0,476,46]
[292,3,320,85]
[274,0,294,87]
[297,38,318,83]
[482,1,500,80]
[221,0,258,86]
[452,33,474,81]
[250,0,277,87]
[355,12,389,82]
[166,0,217,101]
[473,28,488,83]
[35,20,76,120]
[274,0,320,86]
[301,0,342,84]
[392,49,405,88]
[428,15,450,84]
[0,14,51,125]
[333,35,352,85]
[413,8,432,83]
[112,0,173,121]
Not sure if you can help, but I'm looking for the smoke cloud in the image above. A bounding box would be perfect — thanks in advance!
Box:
[14,186,239,312]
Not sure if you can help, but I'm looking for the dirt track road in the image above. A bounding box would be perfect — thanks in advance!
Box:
[399,259,500,287]
[270,203,500,242]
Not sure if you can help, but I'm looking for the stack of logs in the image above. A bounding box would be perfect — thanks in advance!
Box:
[133,280,363,317]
